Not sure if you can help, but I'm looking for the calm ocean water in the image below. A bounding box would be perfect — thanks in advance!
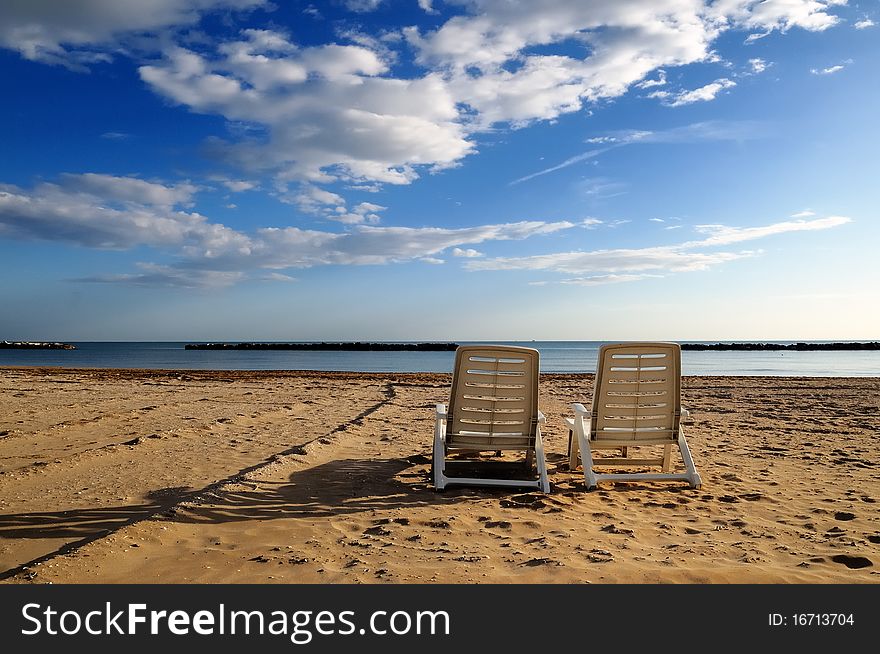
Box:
[1,341,878,376]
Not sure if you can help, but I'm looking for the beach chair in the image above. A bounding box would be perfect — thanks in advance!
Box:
[565,342,701,490]
[433,345,550,492]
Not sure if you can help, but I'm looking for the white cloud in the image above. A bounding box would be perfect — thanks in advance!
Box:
[1,0,852,215]
[635,70,667,89]
[331,201,388,225]
[707,0,845,34]
[686,216,851,247]
[0,173,574,285]
[810,60,851,75]
[288,186,387,224]
[452,247,483,257]
[0,0,266,70]
[0,175,246,251]
[221,179,257,192]
[140,34,472,189]
[854,19,875,29]
[790,210,816,218]
[292,185,346,214]
[662,78,737,107]
[585,136,620,144]
[748,57,769,73]
[344,0,384,12]
[466,216,850,279]
[418,0,438,15]
[420,257,445,264]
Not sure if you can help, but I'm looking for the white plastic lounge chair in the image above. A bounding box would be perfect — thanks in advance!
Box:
[433,345,550,492]
[565,342,701,490]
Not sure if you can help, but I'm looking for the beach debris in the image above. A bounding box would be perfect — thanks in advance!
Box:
[373,517,409,526]
[600,524,634,536]
[587,549,613,563]
[363,525,391,536]
[520,557,561,567]
[500,494,546,509]
[425,518,452,529]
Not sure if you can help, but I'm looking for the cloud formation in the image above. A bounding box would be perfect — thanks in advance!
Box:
[466,215,850,283]
[0,0,848,215]
[810,59,852,74]
[0,0,266,70]
[0,173,573,286]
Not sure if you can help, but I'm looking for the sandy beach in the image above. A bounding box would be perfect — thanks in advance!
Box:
[0,367,878,584]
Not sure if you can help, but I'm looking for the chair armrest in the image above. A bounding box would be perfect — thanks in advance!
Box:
[537,410,546,424]
[571,402,590,416]
[435,403,447,419]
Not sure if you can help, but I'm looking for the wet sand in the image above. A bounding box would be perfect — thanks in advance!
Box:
[1,367,878,583]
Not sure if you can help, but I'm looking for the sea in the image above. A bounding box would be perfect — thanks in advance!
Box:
[1,341,878,376]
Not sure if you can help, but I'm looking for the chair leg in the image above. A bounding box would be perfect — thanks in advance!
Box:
[433,420,447,490]
[568,429,579,471]
[535,428,550,493]
[573,424,598,490]
[678,429,702,489]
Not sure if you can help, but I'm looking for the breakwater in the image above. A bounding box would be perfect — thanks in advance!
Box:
[184,342,459,351]
[0,341,76,350]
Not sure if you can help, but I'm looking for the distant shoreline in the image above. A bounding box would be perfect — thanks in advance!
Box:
[184,342,459,351]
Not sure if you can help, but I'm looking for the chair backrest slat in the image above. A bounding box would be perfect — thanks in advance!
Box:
[591,343,681,443]
[448,345,539,446]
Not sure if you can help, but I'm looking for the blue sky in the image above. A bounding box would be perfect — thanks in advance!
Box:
[1,0,878,341]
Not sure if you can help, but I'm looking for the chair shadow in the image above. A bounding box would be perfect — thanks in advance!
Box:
[0,455,508,557]
[0,487,195,542]
[174,455,518,525]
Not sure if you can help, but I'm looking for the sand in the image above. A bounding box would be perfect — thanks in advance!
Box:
[0,367,878,584]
